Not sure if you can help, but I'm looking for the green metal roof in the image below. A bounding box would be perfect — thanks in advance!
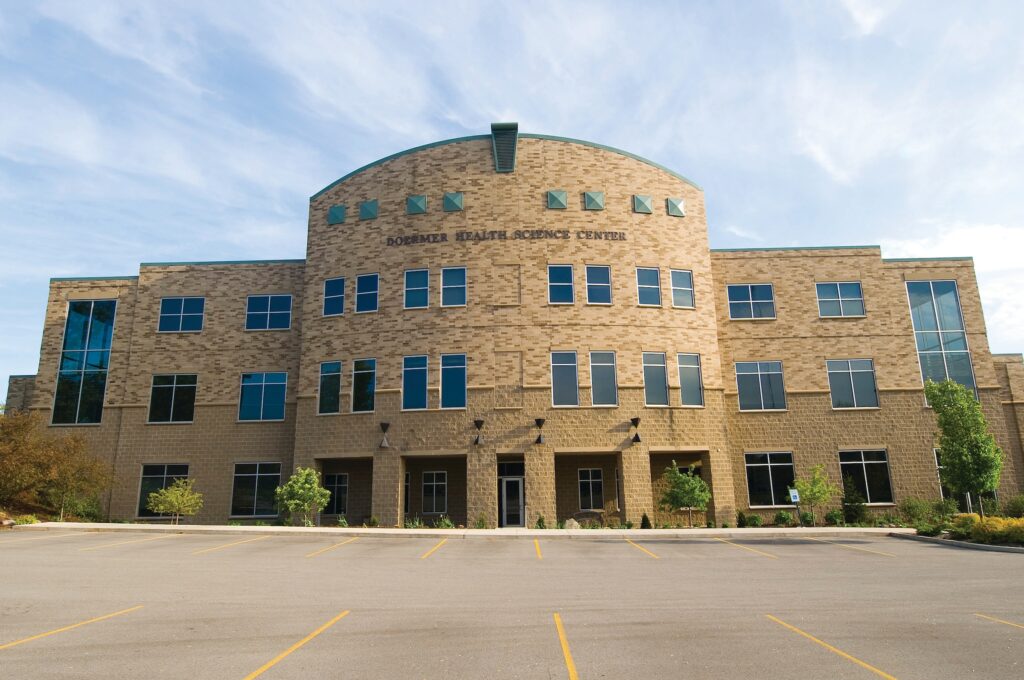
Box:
[50,275,138,282]
[881,256,973,263]
[710,245,880,253]
[140,259,305,267]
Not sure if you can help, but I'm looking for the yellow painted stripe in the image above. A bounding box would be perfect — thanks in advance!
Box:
[79,534,179,551]
[419,538,448,559]
[625,538,659,559]
[553,613,579,680]
[242,610,350,680]
[0,605,143,651]
[192,535,270,555]
[714,537,778,559]
[976,613,1024,630]
[1,532,82,544]
[805,537,896,557]
[305,537,358,558]
[534,538,543,560]
[765,614,897,679]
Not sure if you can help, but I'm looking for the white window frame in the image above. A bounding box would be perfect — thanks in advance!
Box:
[727,283,776,320]
[826,359,879,410]
[550,351,580,407]
[635,267,662,307]
[669,269,695,309]
[578,468,604,511]
[323,277,345,317]
[735,361,787,411]
[422,471,447,514]
[440,267,467,308]
[589,351,618,407]
[355,273,380,314]
[677,353,704,408]
[317,361,342,416]
[402,354,429,411]
[905,279,977,398]
[237,372,288,422]
[404,269,429,310]
[744,452,796,509]
[584,264,612,305]
[245,294,293,331]
[816,281,865,318]
[351,358,376,413]
[157,296,205,333]
[548,264,575,305]
[642,352,669,407]
[839,449,895,505]
[439,353,467,410]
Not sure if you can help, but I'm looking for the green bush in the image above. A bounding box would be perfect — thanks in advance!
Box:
[737,511,747,528]
[14,514,39,524]
[773,510,794,527]
[899,498,933,524]
[799,511,814,527]
[948,513,979,540]
[745,514,763,527]
[705,520,713,528]
[433,515,455,529]
[915,523,943,537]
[337,515,348,527]
[227,520,242,527]
[535,515,546,529]
[556,520,566,529]
[1001,494,1024,519]
[933,498,960,521]
[365,515,379,527]
[969,516,1024,544]
[842,479,869,524]
[473,515,487,529]
[721,522,730,528]
[640,513,652,529]
[824,508,844,526]
[624,520,634,529]
[404,516,424,529]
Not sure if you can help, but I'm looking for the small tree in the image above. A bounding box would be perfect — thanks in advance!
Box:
[793,464,842,526]
[925,379,1004,518]
[147,478,204,524]
[44,438,112,521]
[659,462,711,527]
[275,467,331,527]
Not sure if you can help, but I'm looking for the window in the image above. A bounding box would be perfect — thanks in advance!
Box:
[324,473,348,515]
[585,265,612,304]
[551,351,579,407]
[636,267,661,306]
[318,362,342,415]
[579,469,604,510]
[355,274,379,313]
[440,354,467,409]
[238,372,287,421]
[744,453,795,507]
[53,299,117,425]
[148,374,197,423]
[642,352,669,406]
[402,355,428,410]
[352,359,376,412]
[670,270,695,308]
[323,278,345,316]
[727,284,775,319]
[441,267,467,307]
[677,354,704,407]
[736,361,786,411]
[906,280,976,395]
[423,471,447,513]
[816,282,864,317]
[590,351,617,407]
[404,269,429,309]
[137,464,189,517]
[230,462,281,516]
[548,265,574,304]
[826,359,878,409]
[245,295,291,330]
[840,450,894,504]
[158,297,204,332]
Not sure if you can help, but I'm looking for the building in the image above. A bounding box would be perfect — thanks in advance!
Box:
[6,123,1024,527]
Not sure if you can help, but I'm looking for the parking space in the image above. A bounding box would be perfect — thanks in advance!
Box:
[1,529,1022,679]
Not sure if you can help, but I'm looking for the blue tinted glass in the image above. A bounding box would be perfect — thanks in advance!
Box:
[161,298,183,315]
[246,313,266,330]
[750,285,773,301]
[671,270,692,288]
[262,384,286,419]
[942,331,967,351]
[242,373,263,385]
[643,364,668,406]
[443,268,466,286]
[753,301,775,318]
[932,281,964,331]
[819,300,842,316]
[840,299,865,316]
[325,278,345,296]
[269,295,291,312]
[588,284,611,304]
[403,368,427,409]
[549,266,573,284]
[60,351,84,371]
[552,363,578,406]
[549,284,574,304]
[406,270,428,288]
[180,314,203,331]
[268,312,290,329]
[441,363,466,408]
[916,332,941,351]
[87,301,116,351]
[324,297,344,316]
[673,289,694,307]
[266,373,287,383]
[321,361,341,374]
[354,359,375,373]
[727,286,750,302]
[638,287,661,306]
[851,371,878,407]
[945,352,975,392]
[248,296,269,313]
[907,282,938,331]
[239,384,263,420]
[85,350,109,370]
[442,354,466,368]
[730,302,752,318]
[404,356,428,369]
[737,374,762,410]
[182,297,204,314]
[442,288,466,306]
[838,282,861,299]
[552,352,576,365]
[761,372,786,409]
[406,289,428,308]
[159,315,181,332]
[356,291,378,312]
[816,283,839,300]
[636,268,659,287]
[586,266,610,285]
[357,275,378,294]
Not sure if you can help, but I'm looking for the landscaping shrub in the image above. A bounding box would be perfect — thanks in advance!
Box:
[824,508,843,526]
[842,481,868,524]
[14,514,39,524]
[799,511,814,527]
[535,515,546,529]
[745,514,763,527]
[1001,494,1024,519]
[404,516,424,529]
[433,515,455,529]
[337,515,348,527]
[737,511,747,528]
[914,523,943,537]
[640,513,652,529]
[624,521,634,529]
[948,513,979,540]
[365,515,379,527]
[933,498,960,522]
[969,517,1024,545]
[474,515,487,529]
[898,498,933,524]
[773,510,794,527]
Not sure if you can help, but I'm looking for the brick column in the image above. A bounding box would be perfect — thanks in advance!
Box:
[620,444,654,526]
[371,449,403,527]
[704,446,737,527]
[525,445,556,528]
[466,448,498,528]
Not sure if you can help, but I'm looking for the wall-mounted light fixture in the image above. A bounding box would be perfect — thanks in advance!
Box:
[473,419,485,446]
[534,417,546,445]
[630,417,641,445]
[630,416,641,428]
[379,422,390,449]
[632,432,642,444]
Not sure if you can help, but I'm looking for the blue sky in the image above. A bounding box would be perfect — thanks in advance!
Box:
[2,0,1023,396]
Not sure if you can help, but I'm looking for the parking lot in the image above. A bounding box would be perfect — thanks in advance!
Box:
[1,529,1022,679]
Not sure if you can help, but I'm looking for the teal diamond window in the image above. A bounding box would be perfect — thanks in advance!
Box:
[407,195,427,215]
[583,191,605,210]
[359,199,378,220]
[327,204,347,225]
[666,197,686,217]
[443,192,464,212]
[546,190,568,210]
[633,195,653,214]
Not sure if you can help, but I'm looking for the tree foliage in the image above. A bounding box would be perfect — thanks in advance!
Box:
[793,464,842,526]
[147,478,204,525]
[275,467,331,526]
[925,379,1004,517]
[659,462,711,527]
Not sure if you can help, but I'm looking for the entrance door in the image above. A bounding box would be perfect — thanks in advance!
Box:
[500,477,525,527]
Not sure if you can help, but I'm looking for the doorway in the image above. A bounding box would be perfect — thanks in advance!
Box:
[498,461,525,527]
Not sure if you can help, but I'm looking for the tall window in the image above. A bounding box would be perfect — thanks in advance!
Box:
[548,265,574,304]
[642,352,669,406]
[817,282,864,317]
[323,278,345,316]
[238,372,287,421]
[404,269,429,309]
[578,469,603,510]
[423,471,447,513]
[551,351,579,407]
[53,299,117,425]
[355,274,379,313]
[826,359,878,409]
[402,355,428,410]
[318,361,342,415]
[245,295,291,330]
[677,354,704,407]
[230,462,281,516]
[906,280,976,394]
[352,359,376,412]
[727,284,775,319]
[636,267,662,306]
[440,354,467,409]
[736,361,786,411]
[840,450,893,504]
[137,464,188,517]
[158,297,204,332]
[670,270,695,308]
[148,374,197,423]
[589,351,617,407]
[585,265,612,304]
[744,453,795,507]
[324,473,348,515]
[441,267,467,307]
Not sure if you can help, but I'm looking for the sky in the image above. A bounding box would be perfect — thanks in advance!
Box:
[2,0,1023,397]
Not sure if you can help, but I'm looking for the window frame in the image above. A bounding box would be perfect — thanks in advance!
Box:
[635,267,662,307]
[578,468,604,511]
[403,269,430,310]
[584,265,612,305]
[839,449,895,505]
[669,269,695,309]
[237,372,288,422]
[735,361,787,412]
[422,470,448,514]
[317,361,342,415]
[440,353,467,410]
[157,296,205,333]
[402,355,429,411]
[905,279,977,398]
[816,281,865,318]
[136,463,189,518]
[147,373,198,424]
[229,461,282,518]
[323,277,345,317]
[551,351,580,408]
[743,452,796,509]
[244,294,293,331]
[323,472,349,515]
[727,283,776,320]
[642,352,669,407]
[351,358,377,413]
[51,299,118,426]
[826,359,879,410]
[589,351,618,408]
[355,273,380,314]
[547,264,575,305]
[440,267,467,308]
[677,353,704,408]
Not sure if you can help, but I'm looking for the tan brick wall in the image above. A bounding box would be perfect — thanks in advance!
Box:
[4,375,35,411]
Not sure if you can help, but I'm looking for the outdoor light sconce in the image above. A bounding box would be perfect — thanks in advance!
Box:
[630,417,641,444]
[534,417,546,445]
[630,416,641,428]
[473,419,485,446]
[632,433,642,444]
[379,422,390,449]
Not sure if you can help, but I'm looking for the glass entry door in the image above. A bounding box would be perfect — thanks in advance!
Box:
[500,477,524,527]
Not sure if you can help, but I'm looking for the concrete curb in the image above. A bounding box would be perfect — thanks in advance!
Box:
[890,532,1024,554]
[13,522,914,540]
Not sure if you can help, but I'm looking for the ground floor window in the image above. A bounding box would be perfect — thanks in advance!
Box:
[230,462,281,516]
[138,464,189,517]
[578,468,604,510]
[323,473,348,515]
[840,450,893,504]
[422,471,447,514]
[744,452,794,507]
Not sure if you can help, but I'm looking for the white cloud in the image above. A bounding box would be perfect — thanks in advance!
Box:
[840,0,896,35]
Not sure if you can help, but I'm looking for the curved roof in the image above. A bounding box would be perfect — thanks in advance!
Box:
[310,132,701,201]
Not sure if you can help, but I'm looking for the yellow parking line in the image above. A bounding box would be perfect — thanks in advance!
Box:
[419,538,448,559]
[1,532,82,544]
[192,535,270,555]
[305,537,358,558]
[553,613,579,680]
[976,613,1024,630]
[625,538,659,559]
[0,605,143,651]
[79,534,179,551]
[534,539,543,560]
[805,537,896,557]
[766,614,897,679]
[714,537,778,559]
[243,610,350,680]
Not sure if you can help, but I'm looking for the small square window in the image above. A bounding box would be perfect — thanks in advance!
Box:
[585,265,611,305]
[633,195,653,214]
[441,267,467,307]
[404,269,429,309]
[583,191,605,210]
[323,277,345,316]
[245,295,292,330]
[816,281,865,317]
[636,267,662,306]
[327,204,347,225]
[158,296,205,332]
[546,190,568,209]
[406,195,427,215]
[443,192,464,212]
[355,274,379,313]
[727,284,775,319]
[359,199,378,220]
[548,265,574,304]
[666,197,686,217]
